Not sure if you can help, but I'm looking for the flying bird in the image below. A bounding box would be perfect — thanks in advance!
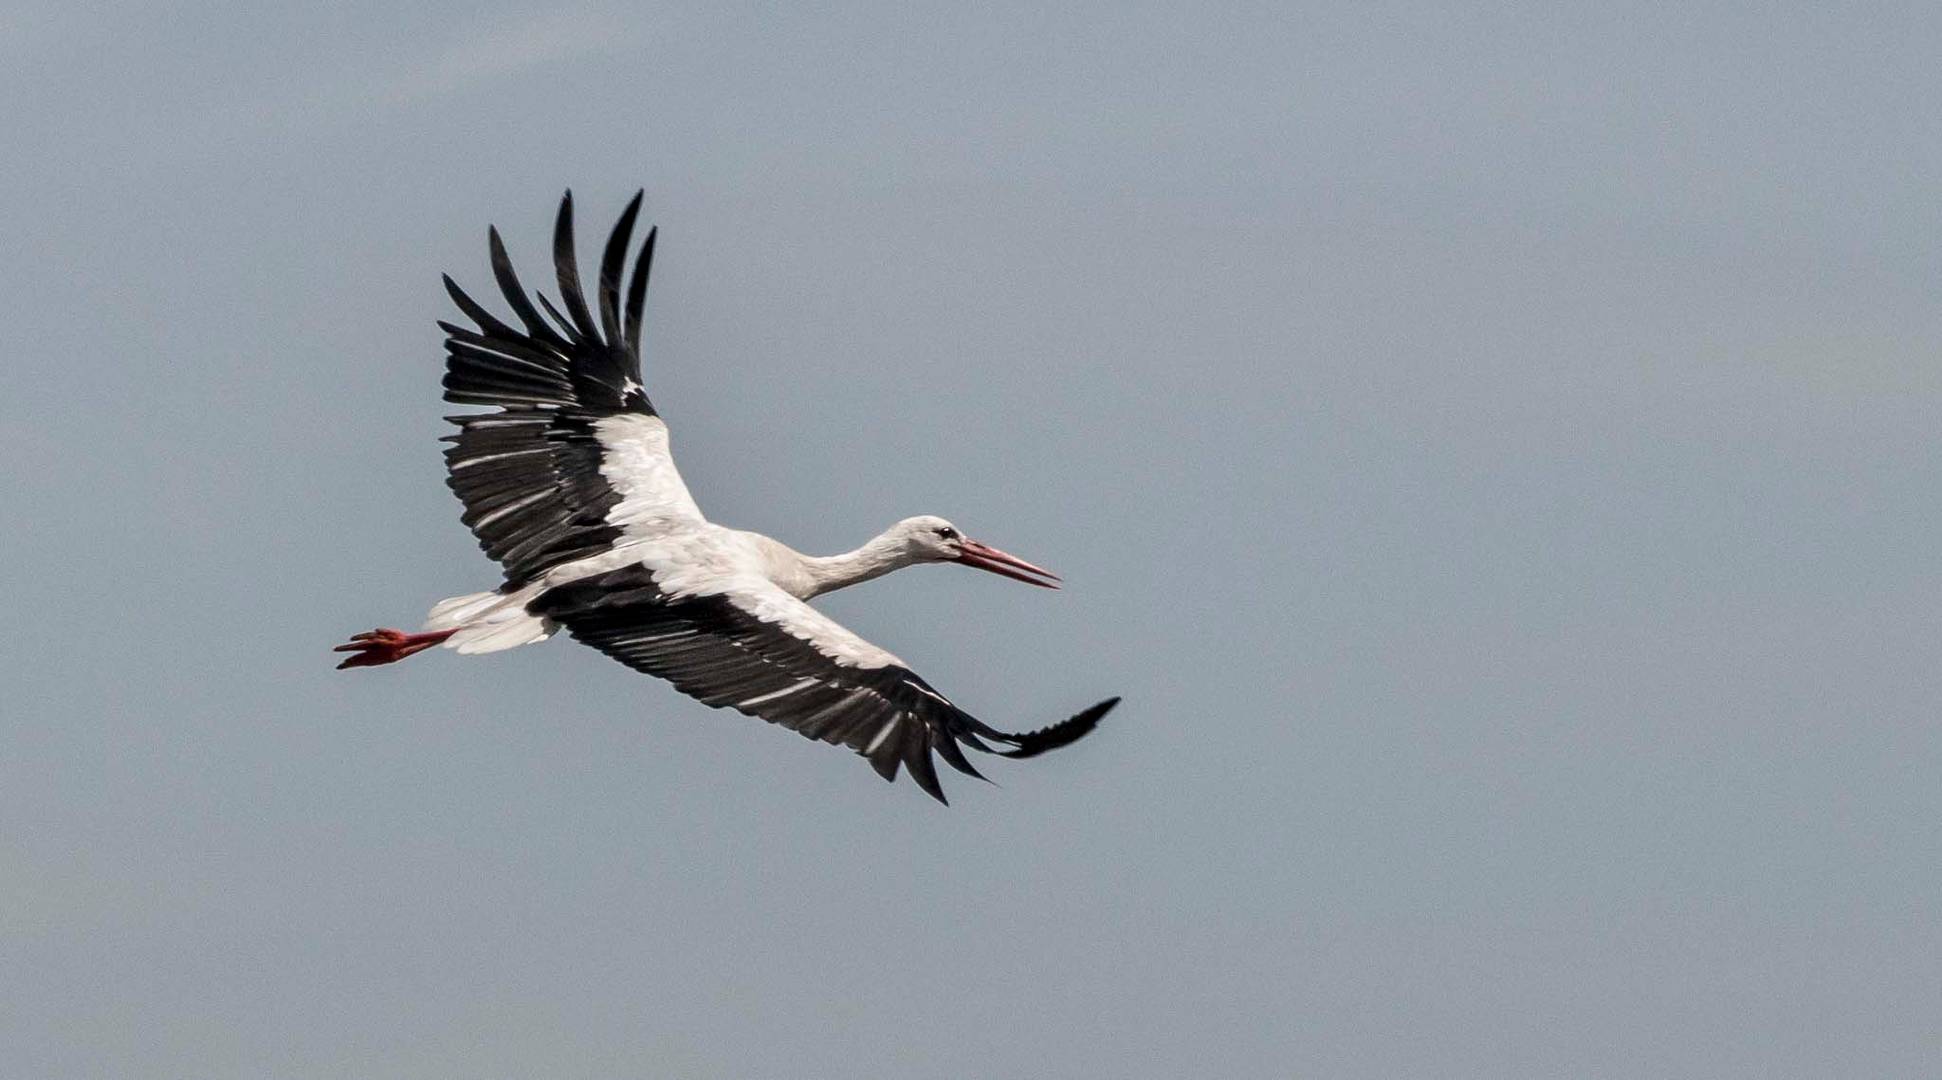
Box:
[335,191,1116,803]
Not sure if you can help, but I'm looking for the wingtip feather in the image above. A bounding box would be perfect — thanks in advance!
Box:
[991,696,1118,759]
[903,729,947,804]
[598,192,645,346]
[487,225,567,347]
[623,224,657,355]
[551,189,601,343]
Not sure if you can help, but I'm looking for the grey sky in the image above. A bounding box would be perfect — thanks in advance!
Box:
[5,2,1940,1076]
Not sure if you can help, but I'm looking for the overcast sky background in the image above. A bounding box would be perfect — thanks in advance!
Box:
[4,3,1940,1076]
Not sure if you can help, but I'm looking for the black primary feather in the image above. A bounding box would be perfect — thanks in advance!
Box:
[598,191,643,349]
[438,192,661,585]
[623,226,656,357]
[551,191,602,344]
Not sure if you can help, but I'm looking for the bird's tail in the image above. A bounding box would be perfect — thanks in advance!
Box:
[424,585,556,654]
[331,587,559,670]
[425,589,510,629]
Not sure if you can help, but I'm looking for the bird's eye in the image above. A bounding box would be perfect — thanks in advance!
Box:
[935,527,957,540]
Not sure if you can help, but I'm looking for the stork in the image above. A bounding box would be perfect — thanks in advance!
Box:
[334,191,1116,803]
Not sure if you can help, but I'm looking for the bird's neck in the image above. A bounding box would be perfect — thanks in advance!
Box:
[799,531,913,599]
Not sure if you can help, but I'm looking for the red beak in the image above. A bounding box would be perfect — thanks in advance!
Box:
[954,538,1062,589]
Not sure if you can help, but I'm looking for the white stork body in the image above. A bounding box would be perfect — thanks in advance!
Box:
[420,507,915,667]
[336,192,1114,803]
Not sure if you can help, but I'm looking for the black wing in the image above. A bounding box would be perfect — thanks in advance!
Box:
[529,566,1117,804]
[439,191,672,586]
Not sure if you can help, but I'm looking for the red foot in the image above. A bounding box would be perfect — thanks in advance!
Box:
[333,627,456,669]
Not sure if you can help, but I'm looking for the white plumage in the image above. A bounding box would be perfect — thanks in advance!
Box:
[336,191,1115,803]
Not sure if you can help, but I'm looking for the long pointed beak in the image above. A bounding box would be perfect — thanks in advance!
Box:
[955,538,1062,589]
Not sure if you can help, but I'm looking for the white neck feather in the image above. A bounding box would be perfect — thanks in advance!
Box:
[798,530,918,599]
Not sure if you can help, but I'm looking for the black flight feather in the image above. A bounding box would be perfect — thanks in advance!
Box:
[489,227,568,349]
[988,697,1121,759]
[623,226,656,357]
[551,192,602,345]
[598,191,643,350]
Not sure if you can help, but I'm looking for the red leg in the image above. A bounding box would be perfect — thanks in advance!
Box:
[333,627,456,669]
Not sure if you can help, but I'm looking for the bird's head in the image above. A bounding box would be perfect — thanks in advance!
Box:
[892,515,1061,589]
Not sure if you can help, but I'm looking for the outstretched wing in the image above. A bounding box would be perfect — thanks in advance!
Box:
[439,191,705,587]
[528,566,1117,804]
